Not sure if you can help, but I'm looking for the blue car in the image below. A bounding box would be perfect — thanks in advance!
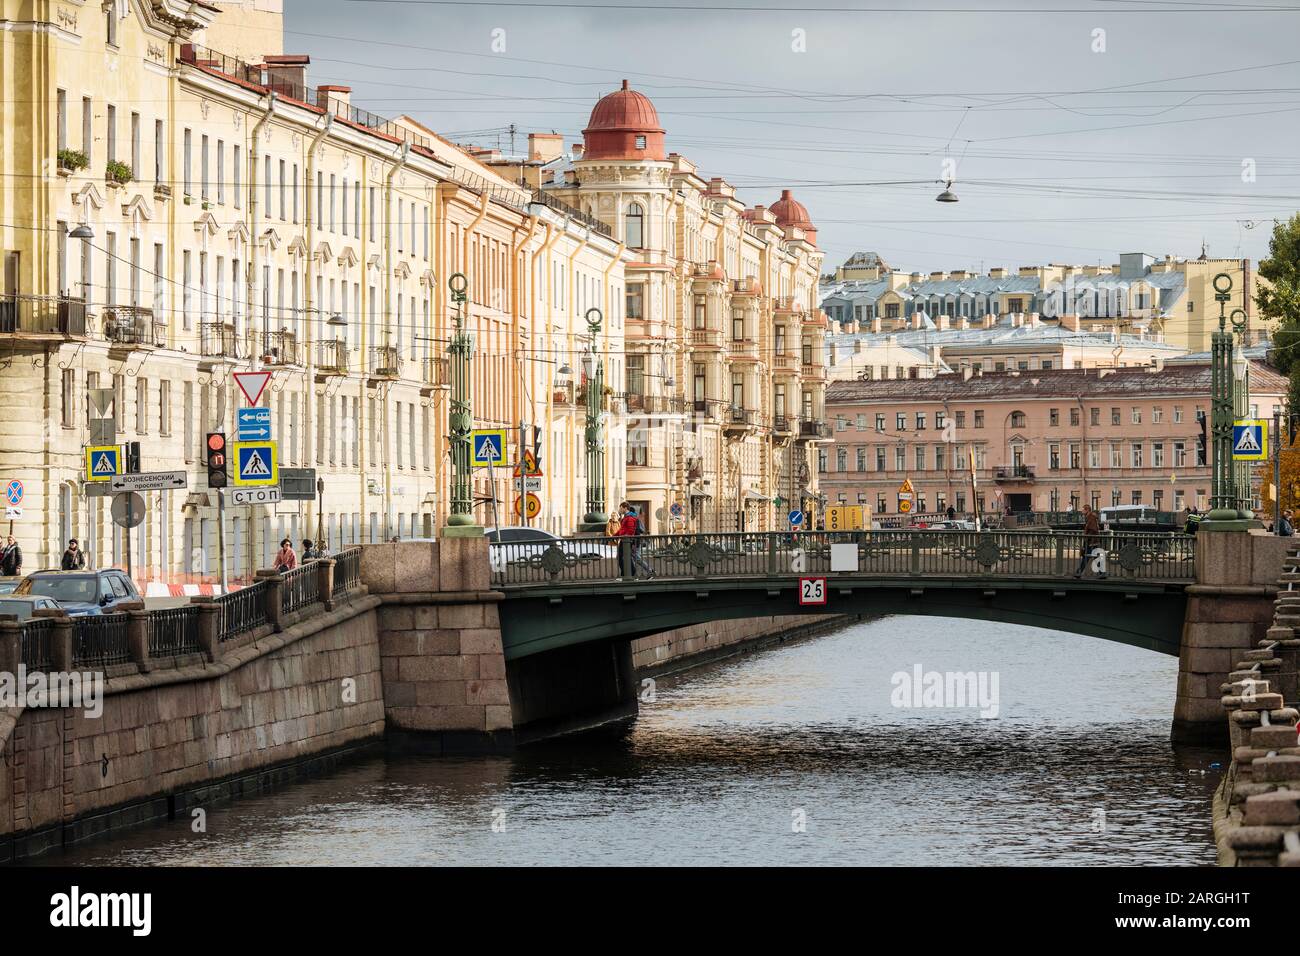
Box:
[14,569,141,616]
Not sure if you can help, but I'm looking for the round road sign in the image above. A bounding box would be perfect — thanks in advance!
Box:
[513,493,541,519]
[5,480,23,506]
[111,491,147,529]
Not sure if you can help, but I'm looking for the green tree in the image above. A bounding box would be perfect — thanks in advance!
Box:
[1258,213,1300,409]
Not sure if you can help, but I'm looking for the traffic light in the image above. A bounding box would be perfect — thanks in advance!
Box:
[125,441,141,474]
[206,432,227,488]
[1196,410,1207,466]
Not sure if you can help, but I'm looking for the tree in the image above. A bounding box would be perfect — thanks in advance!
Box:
[1257,214,1300,409]
[1256,429,1300,515]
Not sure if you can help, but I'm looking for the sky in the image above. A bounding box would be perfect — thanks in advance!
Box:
[262,0,1300,276]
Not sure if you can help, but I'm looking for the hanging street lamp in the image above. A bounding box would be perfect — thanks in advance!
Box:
[443,272,482,537]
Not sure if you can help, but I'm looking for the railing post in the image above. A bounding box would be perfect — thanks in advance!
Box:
[127,607,151,673]
[619,539,633,579]
[257,569,284,631]
[0,620,19,675]
[193,598,220,663]
[767,532,778,575]
[52,616,73,671]
[1054,534,1064,576]
[318,559,336,611]
[910,533,921,575]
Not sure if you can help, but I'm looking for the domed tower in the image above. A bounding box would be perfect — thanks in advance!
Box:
[769,189,817,246]
[582,79,666,161]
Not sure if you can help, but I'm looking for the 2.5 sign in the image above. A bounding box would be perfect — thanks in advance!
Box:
[799,577,827,606]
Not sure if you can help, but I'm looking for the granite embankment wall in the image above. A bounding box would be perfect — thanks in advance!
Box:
[1212,540,1300,866]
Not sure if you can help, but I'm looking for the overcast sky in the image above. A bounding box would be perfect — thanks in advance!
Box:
[272,0,1300,275]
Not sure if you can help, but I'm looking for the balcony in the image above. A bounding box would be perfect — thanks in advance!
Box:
[723,405,759,435]
[799,420,830,440]
[624,393,688,416]
[801,362,827,382]
[692,399,725,421]
[102,305,160,349]
[552,382,577,407]
[773,415,796,437]
[994,464,1036,483]
[772,351,798,374]
[690,328,724,350]
[0,295,88,339]
[773,295,802,316]
[368,345,401,381]
[254,328,301,368]
[200,321,242,360]
[421,356,449,395]
[728,338,760,363]
[802,310,829,329]
[316,339,349,378]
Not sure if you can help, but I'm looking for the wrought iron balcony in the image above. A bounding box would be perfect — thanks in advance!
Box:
[421,356,449,393]
[799,420,831,439]
[773,415,796,436]
[368,345,401,380]
[994,464,1036,482]
[254,328,301,367]
[316,338,349,376]
[0,295,88,338]
[102,305,159,348]
[200,321,242,359]
[723,405,759,433]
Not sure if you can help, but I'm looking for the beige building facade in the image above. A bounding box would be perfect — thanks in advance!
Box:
[0,1,624,585]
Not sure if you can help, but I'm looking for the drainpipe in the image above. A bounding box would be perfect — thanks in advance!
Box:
[382,141,411,538]
[302,111,333,545]
[566,228,590,526]
[531,220,561,525]
[600,238,625,507]
[510,213,540,524]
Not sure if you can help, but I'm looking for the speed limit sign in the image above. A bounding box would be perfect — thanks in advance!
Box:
[799,577,827,606]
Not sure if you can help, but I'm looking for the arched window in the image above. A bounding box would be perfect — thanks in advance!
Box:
[625,203,644,249]
[1010,410,1027,428]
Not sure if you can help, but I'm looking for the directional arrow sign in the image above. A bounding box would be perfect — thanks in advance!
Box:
[109,470,188,493]
[236,407,273,441]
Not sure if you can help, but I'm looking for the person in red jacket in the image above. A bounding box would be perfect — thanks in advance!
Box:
[614,503,654,579]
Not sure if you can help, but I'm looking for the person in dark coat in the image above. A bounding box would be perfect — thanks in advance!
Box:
[0,535,22,577]
[1073,505,1106,579]
[60,538,86,570]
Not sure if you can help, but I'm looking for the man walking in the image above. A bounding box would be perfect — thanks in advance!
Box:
[1074,504,1107,579]
[615,503,654,580]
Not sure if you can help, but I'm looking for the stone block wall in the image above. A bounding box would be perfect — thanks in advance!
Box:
[631,615,851,675]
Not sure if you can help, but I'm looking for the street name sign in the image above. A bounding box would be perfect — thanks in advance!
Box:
[109,470,188,493]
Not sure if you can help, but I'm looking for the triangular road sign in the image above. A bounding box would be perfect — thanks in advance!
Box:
[233,370,272,407]
[514,449,542,478]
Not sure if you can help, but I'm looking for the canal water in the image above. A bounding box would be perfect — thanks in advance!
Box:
[37,616,1222,866]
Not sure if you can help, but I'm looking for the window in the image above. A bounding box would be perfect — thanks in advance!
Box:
[1049,408,1059,426]
[915,446,926,471]
[1131,442,1143,468]
[936,411,946,431]
[183,128,192,195]
[233,145,241,209]
[1174,406,1184,424]
[915,412,926,431]
[1174,442,1186,467]
[1090,407,1100,426]
[136,378,148,433]
[1152,406,1163,424]
[896,413,906,431]
[1153,443,1164,468]
[875,413,885,432]
[856,448,867,472]
[934,445,946,470]
[155,120,164,183]
[1049,444,1060,470]
[57,89,67,152]
[626,285,644,320]
[1088,443,1100,468]
[1110,443,1122,468]
[1131,407,1141,424]
[61,369,75,427]
[956,411,966,429]
[973,410,984,428]
[217,140,225,204]
[836,448,847,472]
[1070,407,1080,426]
[130,112,140,175]
[82,97,93,162]
[1132,490,1143,506]
[895,447,906,470]
[1009,411,1026,429]
[625,203,644,249]
[1069,444,1080,469]
[201,134,209,199]
[856,414,867,431]
[1111,407,1121,425]
[280,160,287,220]
[876,447,886,471]
[635,134,647,150]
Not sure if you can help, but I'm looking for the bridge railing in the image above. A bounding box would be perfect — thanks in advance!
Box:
[488,529,1196,587]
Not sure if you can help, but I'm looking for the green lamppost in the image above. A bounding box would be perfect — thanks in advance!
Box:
[578,307,608,533]
[1200,272,1254,531]
[443,272,482,538]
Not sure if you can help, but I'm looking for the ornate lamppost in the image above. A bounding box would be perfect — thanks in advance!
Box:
[443,272,482,537]
[578,307,608,533]
[1200,272,1254,531]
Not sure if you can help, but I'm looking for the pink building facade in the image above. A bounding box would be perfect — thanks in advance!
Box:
[822,362,1286,519]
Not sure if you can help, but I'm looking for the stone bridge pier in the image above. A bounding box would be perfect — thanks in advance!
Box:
[1173,530,1289,745]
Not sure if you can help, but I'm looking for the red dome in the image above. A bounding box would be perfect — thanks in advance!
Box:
[582,80,666,161]
[770,189,816,243]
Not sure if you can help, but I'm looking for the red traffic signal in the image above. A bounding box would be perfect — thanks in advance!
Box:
[206,432,228,488]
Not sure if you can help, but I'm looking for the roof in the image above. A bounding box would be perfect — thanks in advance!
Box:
[823,321,1187,352]
[826,361,1286,404]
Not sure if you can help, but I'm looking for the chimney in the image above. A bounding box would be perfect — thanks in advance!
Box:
[870,316,882,333]
[528,132,564,163]
[982,314,996,329]
[316,85,351,114]
[963,367,974,381]
[829,344,839,366]
[930,271,946,281]
[933,313,948,331]
[989,268,1006,279]
[1058,313,1079,332]
[853,340,864,355]
[950,270,967,280]
[262,54,310,99]
[571,143,584,160]
[1026,312,1040,328]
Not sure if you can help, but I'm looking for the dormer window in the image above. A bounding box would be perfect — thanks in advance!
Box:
[635,135,647,150]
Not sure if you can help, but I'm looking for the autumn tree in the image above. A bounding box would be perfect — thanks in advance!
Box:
[1258,213,1300,410]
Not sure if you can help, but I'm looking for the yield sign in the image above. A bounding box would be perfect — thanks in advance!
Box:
[233,370,272,407]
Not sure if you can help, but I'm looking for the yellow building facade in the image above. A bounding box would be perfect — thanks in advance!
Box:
[0,1,624,584]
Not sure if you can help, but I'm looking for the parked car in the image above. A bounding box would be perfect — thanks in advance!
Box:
[485,527,617,558]
[927,519,978,531]
[0,576,23,594]
[0,594,63,621]
[13,569,141,616]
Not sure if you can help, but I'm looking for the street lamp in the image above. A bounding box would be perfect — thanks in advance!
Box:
[578,307,608,533]
[442,272,482,538]
[69,223,94,240]
[1201,272,1254,530]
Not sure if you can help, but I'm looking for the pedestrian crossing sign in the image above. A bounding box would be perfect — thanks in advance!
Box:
[1232,419,1268,461]
[471,429,508,468]
[232,440,279,486]
[84,445,121,482]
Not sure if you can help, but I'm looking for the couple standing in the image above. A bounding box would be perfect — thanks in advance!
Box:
[607,502,654,580]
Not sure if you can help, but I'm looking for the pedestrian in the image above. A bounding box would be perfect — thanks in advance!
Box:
[60,538,86,570]
[301,538,317,560]
[615,503,654,579]
[0,535,21,577]
[1074,504,1107,579]
[946,505,957,521]
[275,538,298,572]
[605,503,623,539]
[1281,510,1295,537]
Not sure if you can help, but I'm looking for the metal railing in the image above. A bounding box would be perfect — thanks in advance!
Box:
[317,338,349,374]
[147,605,202,658]
[369,345,401,379]
[252,328,301,367]
[280,564,321,615]
[332,547,362,596]
[20,617,58,671]
[489,529,1196,587]
[72,614,131,668]
[200,320,242,358]
[528,188,612,238]
[215,579,269,642]
[0,295,88,336]
[102,305,159,347]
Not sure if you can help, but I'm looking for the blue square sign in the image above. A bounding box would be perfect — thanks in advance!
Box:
[237,407,273,442]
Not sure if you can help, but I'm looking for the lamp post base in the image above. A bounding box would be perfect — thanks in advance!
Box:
[577,518,608,535]
[442,522,485,539]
